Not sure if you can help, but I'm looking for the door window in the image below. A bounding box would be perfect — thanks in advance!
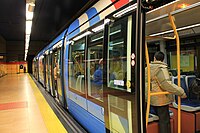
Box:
[68,38,85,93]
[107,15,133,92]
[87,31,104,100]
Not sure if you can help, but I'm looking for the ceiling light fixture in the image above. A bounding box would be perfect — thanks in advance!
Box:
[24,1,35,61]
[149,23,200,36]
[28,3,35,12]
[73,31,92,41]
[178,3,190,9]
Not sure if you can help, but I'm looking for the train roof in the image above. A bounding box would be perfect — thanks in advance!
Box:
[36,29,67,57]
[65,0,132,40]
[35,0,133,58]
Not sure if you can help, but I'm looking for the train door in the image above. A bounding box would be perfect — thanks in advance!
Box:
[56,47,64,104]
[86,26,105,132]
[52,50,58,98]
[45,54,50,92]
[36,59,39,80]
[33,60,36,79]
[68,37,87,108]
[39,55,45,86]
[43,55,47,88]
[49,52,54,96]
[103,4,145,132]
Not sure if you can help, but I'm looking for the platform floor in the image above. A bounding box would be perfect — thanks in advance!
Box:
[0,74,67,133]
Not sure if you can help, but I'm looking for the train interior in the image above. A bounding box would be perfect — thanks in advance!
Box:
[146,0,200,132]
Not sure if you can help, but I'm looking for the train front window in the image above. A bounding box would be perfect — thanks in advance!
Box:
[107,15,132,92]
[68,38,85,93]
[87,31,103,101]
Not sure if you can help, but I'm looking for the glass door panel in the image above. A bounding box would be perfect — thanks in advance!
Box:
[107,15,132,92]
[87,31,104,101]
[68,38,86,93]
[45,55,50,91]
[105,13,138,133]
[56,48,62,97]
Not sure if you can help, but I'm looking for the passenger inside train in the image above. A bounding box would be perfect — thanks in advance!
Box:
[145,51,187,133]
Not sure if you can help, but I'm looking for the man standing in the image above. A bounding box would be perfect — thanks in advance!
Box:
[145,51,187,133]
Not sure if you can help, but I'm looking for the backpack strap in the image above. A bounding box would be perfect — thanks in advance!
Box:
[151,67,163,91]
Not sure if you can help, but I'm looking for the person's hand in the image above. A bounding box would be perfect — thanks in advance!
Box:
[181,93,187,98]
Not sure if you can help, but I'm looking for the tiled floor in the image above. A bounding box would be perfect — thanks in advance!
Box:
[0,74,66,133]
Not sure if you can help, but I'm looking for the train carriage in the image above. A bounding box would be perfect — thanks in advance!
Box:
[33,0,200,133]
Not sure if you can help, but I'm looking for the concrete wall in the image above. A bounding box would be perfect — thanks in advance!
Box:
[6,40,46,62]
[0,35,6,62]
[6,62,28,74]
[0,63,7,77]
[6,41,24,62]
[29,41,47,55]
[6,40,46,61]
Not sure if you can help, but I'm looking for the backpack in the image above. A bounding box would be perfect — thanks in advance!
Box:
[189,78,200,101]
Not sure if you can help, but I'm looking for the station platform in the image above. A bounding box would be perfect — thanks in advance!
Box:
[0,74,67,133]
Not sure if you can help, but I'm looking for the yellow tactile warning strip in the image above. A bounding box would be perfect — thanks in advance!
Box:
[28,75,67,133]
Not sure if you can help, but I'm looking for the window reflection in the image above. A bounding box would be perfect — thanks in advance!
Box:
[87,31,103,101]
[107,16,132,92]
[108,95,133,133]
[68,38,85,93]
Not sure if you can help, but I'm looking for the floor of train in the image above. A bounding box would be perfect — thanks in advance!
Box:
[0,74,87,133]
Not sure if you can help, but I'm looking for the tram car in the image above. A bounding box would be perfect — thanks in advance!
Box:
[33,0,200,132]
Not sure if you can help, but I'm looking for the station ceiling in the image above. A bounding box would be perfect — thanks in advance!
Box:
[0,0,97,58]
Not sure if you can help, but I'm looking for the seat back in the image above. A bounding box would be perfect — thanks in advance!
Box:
[172,76,188,95]
[185,75,196,89]
[172,76,188,102]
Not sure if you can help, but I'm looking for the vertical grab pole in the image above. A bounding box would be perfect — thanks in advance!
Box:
[168,13,181,133]
[145,42,151,127]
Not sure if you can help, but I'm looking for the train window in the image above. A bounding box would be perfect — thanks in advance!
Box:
[107,15,132,92]
[39,55,45,84]
[87,31,103,101]
[169,50,196,72]
[68,38,86,93]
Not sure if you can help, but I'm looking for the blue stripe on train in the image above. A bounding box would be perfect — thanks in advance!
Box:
[68,99,105,133]
[67,19,80,40]
[85,7,100,27]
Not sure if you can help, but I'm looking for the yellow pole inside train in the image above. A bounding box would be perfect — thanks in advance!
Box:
[145,42,151,127]
[168,13,181,133]
[145,14,181,132]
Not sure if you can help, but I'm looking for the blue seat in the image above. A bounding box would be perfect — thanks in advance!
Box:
[172,76,200,112]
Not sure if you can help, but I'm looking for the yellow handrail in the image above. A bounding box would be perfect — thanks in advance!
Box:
[145,43,172,127]
[168,13,181,133]
[150,92,170,96]
[145,43,151,127]
[145,13,181,133]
